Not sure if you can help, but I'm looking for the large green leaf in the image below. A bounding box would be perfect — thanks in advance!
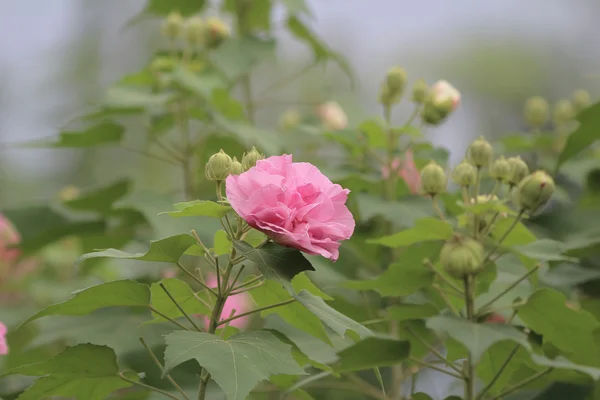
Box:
[161,200,232,218]
[163,331,305,400]
[63,180,131,213]
[426,315,532,362]
[334,337,410,372]
[211,36,276,79]
[0,344,131,400]
[232,240,315,283]
[518,289,600,365]
[215,116,281,155]
[77,234,196,264]
[512,239,577,263]
[171,66,226,99]
[294,290,372,339]
[358,119,386,149]
[386,303,440,322]
[143,0,206,15]
[249,275,331,344]
[356,194,435,229]
[20,121,124,148]
[103,86,174,111]
[557,101,600,170]
[150,278,211,324]
[343,242,441,297]
[477,340,534,395]
[21,280,150,326]
[279,0,312,15]
[367,218,454,247]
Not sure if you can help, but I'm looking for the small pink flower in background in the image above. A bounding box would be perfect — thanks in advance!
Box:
[316,101,348,131]
[226,155,355,261]
[162,269,178,279]
[203,276,252,329]
[0,214,21,265]
[431,80,460,110]
[0,322,8,355]
[380,151,421,195]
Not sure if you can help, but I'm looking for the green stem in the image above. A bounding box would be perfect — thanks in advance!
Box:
[231,275,264,292]
[176,262,218,297]
[406,326,464,375]
[476,344,520,400]
[488,368,553,400]
[408,356,464,380]
[424,259,464,295]
[159,283,202,332]
[149,306,190,331]
[473,167,482,239]
[139,338,191,400]
[475,265,539,314]
[217,298,296,327]
[119,373,180,400]
[483,210,525,263]
[464,275,476,400]
[432,195,447,221]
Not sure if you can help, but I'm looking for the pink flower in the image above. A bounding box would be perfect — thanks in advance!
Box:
[316,101,348,131]
[226,155,355,261]
[203,276,252,329]
[431,80,460,110]
[0,322,8,355]
[381,151,421,195]
[162,269,178,279]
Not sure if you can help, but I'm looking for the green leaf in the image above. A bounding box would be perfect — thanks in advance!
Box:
[530,353,600,380]
[103,86,174,111]
[171,66,226,99]
[163,330,305,400]
[398,320,439,359]
[279,0,312,15]
[426,315,532,362]
[150,278,211,323]
[21,122,124,148]
[249,277,331,344]
[518,289,600,365]
[359,119,386,149]
[215,116,282,155]
[477,341,533,395]
[386,303,439,322]
[0,344,131,400]
[294,290,372,339]
[213,230,233,256]
[367,218,454,247]
[343,242,441,297]
[356,194,435,229]
[143,0,206,15]
[492,216,536,247]
[21,280,150,326]
[334,337,410,372]
[557,101,600,170]
[63,179,131,213]
[232,240,315,283]
[211,88,246,120]
[162,200,232,218]
[211,37,276,79]
[512,239,577,263]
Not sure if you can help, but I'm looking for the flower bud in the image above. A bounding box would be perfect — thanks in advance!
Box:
[451,161,477,187]
[161,11,184,40]
[420,161,447,196]
[523,96,549,128]
[516,170,555,213]
[385,66,407,97]
[552,99,574,125]
[205,149,233,181]
[466,136,493,168]
[440,236,484,278]
[571,89,591,113]
[204,17,230,48]
[421,80,460,125]
[230,157,244,175]
[490,156,511,182]
[411,79,428,104]
[278,110,301,131]
[185,16,204,45]
[317,101,348,131]
[241,147,264,171]
[507,156,529,187]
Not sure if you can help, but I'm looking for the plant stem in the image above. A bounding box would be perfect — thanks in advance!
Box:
[176,262,218,297]
[217,298,296,327]
[139,337,191,400]
[148,306,190,331]
[488,368,553,400]
[175,102,195,200]
[119,372,180,400]
[464,275,476,400]
[473,167,482,239]
[476,344,520,400]
[424,259,464,295]
[483,210,525,263]
[408,356,464,379]
[159,283,203,332]
[475,265,539,314]
[432,195,447,221]
[406,326,464,375]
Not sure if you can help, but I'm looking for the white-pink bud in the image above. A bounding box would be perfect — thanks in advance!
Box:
[317,101,348,131]
[431,80,460,110]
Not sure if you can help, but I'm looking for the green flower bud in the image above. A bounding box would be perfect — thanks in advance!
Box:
[241,146,265,171]
[420,161,447,196]
[203,17,230,48]
[411,79,428,104]
[378,84,395,105]
[552,99,574,125]
[466,136,493,167]
[571,89,591,113]
[507,156,529,187]
[385,66,407,95]
[490,156,511,182]
[516,170,555,213]
[451,161,477,187]
[440,236,485,278]
[161,11,184,40]
[524,96,549,128]
[205,149,233,181]
[230,157,244,175]
[185,16,204,45]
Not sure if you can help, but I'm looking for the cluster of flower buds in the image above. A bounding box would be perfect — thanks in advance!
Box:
[523,89,591,130]
[161,11,230,49]
[379,66,408,106]
[205,147,264,182]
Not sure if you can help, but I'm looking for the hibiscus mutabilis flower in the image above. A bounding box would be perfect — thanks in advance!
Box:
[226,155,355,261]
[0,322,8,355]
